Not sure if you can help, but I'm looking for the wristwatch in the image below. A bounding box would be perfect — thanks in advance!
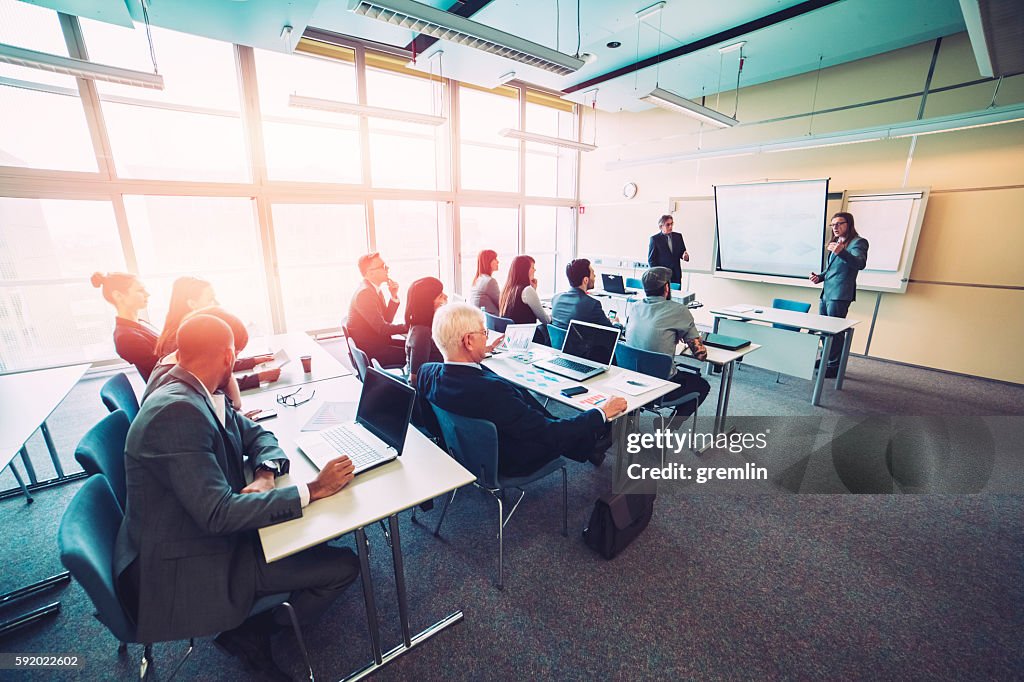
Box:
[255,460,281,477]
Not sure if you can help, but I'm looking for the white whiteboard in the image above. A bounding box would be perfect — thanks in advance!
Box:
[843,189,929,293]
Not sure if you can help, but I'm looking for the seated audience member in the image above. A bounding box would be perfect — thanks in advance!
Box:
[625,267,711,415]
[155,277,279,390]
[405,277,447,385]
[417,303,627,477]
[550,258,613,329]
[499,255,551,344]
[114,314,359,679]
[347,252,407,367]
[469,249,502,315]
[91,271,158,381]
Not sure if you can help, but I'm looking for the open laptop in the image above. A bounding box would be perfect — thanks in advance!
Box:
[533,320,621,381]
[601,274,638,295]
[296,367,416,475]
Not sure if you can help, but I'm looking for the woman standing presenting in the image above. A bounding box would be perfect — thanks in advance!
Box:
[810,211,868,377]
[469,249,501,314]
[91,271,158,381]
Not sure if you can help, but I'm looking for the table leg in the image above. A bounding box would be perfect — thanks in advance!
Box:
[811,336,832,406]
[836,329,854,390]
[40,422,65,478]
[19,447,38,485]
[388,515,412,648]
[8,462,33,503]
[719,362,735,431]
[355,527,382,665]
[713,364,729,434]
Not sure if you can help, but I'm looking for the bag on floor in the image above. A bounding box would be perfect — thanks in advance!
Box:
[582,492,655,559]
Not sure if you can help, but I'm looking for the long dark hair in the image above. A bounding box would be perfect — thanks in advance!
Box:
[405,277,445,328]
[499,255,534,318]
[156,276,212,357]
[473,249,498,285]
[829,212,859,243]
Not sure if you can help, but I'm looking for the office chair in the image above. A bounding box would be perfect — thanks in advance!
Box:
[346,336,370,382]
[370,357,408,383]
[771,298,812,382]
[625,277,643,291]
[100,373,140,423]
[74,410,131,510]
[614,343,701,462]
[429,404,567,590]
[59,475,316,681]
[546,324,567,351]
[484,311,513,334]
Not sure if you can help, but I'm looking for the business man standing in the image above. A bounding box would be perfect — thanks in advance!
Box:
[647,214,689,284]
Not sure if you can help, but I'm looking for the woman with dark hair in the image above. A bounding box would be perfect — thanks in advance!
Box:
[469,249,501,314]
[92,271,159,381]
[499,255,551,328]
[405,277,448,385]
[810,211,869,377]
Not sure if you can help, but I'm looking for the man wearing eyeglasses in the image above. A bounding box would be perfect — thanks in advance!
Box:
[114,314,359,679]
[809,211,869,377]
[647,214,689,285]
[346,252,408,368]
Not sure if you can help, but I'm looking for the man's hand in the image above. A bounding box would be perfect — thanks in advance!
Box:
[601,396,628,420]
[241,470,276,494]
[809,272,822,284]
[682,250,690,262]
[258,368,281,384]
[486,334,505,353]
[387,278,401,300]
[307,455,355,502]
[826,239,846,255]
[251,354,274,364]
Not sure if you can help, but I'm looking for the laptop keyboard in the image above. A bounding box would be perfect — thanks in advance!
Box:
[547,356,595,374]
[321,425,386,469]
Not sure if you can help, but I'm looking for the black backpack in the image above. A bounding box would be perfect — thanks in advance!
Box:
[582,492,655,559]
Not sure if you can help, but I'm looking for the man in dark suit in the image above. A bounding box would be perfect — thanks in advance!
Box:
[550,258,614,329]
[810,211,869,377]
[346,252,407,367]
[114,314,359,679]
[417,303,627,477]
[647,214,689,284]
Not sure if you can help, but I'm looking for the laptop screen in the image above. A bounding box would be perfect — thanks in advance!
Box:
[356,367,416,455]
[563,321,620,366]
[601,274,624,293]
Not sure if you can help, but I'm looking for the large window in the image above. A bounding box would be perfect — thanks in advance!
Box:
[459,206,519,295]
[375,200,445,289]
[459,87,519,192]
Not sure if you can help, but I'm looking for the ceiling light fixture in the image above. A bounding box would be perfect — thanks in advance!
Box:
[499,128,597,152]
[0,42,164,89]
[289,94,447,126]
[639,86,739,127]
[718,41,746,54]
[635,1,667,22]
[348,0,584,76]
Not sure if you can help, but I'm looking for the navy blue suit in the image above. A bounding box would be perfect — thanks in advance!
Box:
[417,362,606,477]
[647,231,687,284]
[550,288,612,329]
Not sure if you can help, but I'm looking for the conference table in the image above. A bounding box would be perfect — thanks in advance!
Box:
[238,331,351,396]
[248,376,474,681]
[677,343,761,435]
[709,305,859,406]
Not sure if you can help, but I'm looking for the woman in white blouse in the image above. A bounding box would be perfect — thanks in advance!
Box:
[498,255,551,343]
[469,249,501,314]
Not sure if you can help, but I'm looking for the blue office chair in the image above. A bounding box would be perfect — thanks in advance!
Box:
[625,277,643,291]
[771,298,812,332]
[346,336,370,382]
[100,373,140,423]
[74,410,130,510]
[59,475,316,681]
[546,324,567,351]
[429,403,567,590]
[615,343,701,460]
[670,282,681,291]
[484,311,514,334]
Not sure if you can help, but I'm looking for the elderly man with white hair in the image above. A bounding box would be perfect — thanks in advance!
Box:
[417,302,627,477]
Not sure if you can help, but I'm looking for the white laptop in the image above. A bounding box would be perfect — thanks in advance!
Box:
[296,367,416,475]
[533,320,621,381]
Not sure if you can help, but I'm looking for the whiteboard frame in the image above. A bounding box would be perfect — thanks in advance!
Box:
[841,186,930,294]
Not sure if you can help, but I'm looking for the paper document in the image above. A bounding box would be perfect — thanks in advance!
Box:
[722,305,754,314]
[301,402,357,431]
[575,392,612,408]
[256,349,290,371]
[604,373,665,396]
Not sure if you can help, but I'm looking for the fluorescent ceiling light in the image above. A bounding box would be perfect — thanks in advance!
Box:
[348,0,584,76]
[636,2,667,21]
[0,42,164,90]
[639,87,739,127]
[289,94,446,126]
[606,102,1024,169]
[719,41,746,54]
[500,128,597,152]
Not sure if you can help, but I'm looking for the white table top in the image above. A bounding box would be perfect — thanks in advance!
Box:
[239,332,351,395]
[0,364,90,464]
[251,376,474,562]
[709,304,859,335]
[678,342,761,366]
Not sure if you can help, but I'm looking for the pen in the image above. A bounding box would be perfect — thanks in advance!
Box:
[626,380,645,386]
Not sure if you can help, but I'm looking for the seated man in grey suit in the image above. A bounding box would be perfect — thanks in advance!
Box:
[347,252,408,367]
[550,258,614,330]
[114,314,359,679]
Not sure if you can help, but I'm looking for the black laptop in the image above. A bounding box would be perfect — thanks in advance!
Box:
[702,332,751,351]
[601,274,638,295]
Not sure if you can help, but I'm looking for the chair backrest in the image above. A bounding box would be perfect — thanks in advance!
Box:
[429,403,500,489]
[347,336,370,382]
[100,373,139,422]
[625,277,643,290]
[771,298,812,332]
[58,475,136,643]
[669,282,681,290]
[614,342,673,380]
[74,410,131,510]
[546,324,567,351]
[484,311,513,334]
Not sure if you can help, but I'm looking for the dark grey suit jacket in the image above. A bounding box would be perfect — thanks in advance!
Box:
[113,366,301,642]
[550,288,612,329]
[647,231,687,283]
[821,236,869,302]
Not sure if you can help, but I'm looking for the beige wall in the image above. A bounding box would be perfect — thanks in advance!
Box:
[579,33,1024,384]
